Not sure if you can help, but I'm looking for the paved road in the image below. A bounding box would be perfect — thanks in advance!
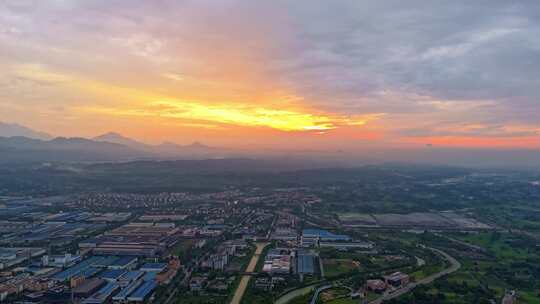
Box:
[310,285,333,304]
[230,242,269,304]
[274,285,317,304]
[368,247,461,304]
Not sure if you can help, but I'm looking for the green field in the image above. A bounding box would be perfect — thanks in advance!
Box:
[286,292,314,304]
[457,232,529,259]
[326,298,360,304]
[389,231,540,304]
[322,259,358,278]
[319,287,351,303]
[518,291,540,304]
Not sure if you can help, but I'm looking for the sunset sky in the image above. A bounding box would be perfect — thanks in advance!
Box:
[1,1,540,150]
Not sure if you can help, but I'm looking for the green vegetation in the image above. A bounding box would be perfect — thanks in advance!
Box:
[286,292,314,304]
[325,298,358,304]
[318,287,351,303]
[169,239,197,257]
[410,263,446,281]
[387,282,496,304]
[322,259,359,278]
[388,231,540,304]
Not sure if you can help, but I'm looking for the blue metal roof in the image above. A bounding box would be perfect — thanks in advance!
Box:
[297,254,315,274]
[142,272,156,281]
[110,256,137,267]
[100,269,127,280]
[140,263,166,271]
[52,256,102,281]
[302,229,351,241]
[120,270,144,281]
[83,283,119,304]
[91,256,120,267]
[81,267,100,278]
[112,280,142,300]
[128,281,156,301]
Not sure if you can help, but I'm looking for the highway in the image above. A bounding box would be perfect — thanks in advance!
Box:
[310,285,333,304]
[368,247,461,304]
[230,242,269,304]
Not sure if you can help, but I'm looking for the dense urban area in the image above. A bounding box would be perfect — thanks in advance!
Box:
[1,162,540,304]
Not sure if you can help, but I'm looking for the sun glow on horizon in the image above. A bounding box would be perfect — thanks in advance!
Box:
[12,63,381,133]
[79,100,380,132]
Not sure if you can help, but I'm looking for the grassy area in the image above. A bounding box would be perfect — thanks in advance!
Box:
[319,287,350,302]
[410,263,446,281]
[364,292,380,302]
[322,259,359,278]
[518,291,540,304]
[457,232,529,259]
[169,239,197,256]
[326,297,359,304]
[388,231,540,304]
[287,292,314,304]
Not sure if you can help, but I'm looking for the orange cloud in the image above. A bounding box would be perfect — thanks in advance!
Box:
[79,101,381,132]
[13,63,381,133]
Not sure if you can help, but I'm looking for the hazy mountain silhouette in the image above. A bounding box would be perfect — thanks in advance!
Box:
[0,126,227,163]
[0,122,52,140]
[93,132,151,150]
[93,132,218,157]
[0,136,149,163]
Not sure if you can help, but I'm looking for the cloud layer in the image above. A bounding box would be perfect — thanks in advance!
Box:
[0,0,539,148]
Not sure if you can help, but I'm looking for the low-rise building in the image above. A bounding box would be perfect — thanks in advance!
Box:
[319,241,374,250]
[366,279,387,293]
[82,282,119,304]
[140,263,167,273]
[126,280,156,302]
[263,249,291,274]
[72,278,105,299]
[189,277,207,291]
[108,257,138,270]
[296,253,315,275]
[383,272,410,287]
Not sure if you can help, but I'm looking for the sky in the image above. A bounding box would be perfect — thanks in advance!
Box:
[1,0,540,150]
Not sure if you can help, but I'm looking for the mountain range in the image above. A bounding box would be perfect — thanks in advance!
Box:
[0,122,52,140]
[2,122,540,168]
[0,122,221,163]
[92,132,211,152]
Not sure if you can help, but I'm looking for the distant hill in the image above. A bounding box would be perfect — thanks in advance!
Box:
[0,130,233,163]
[154,140,217,157]
[0,122,52,140]
[0,136,149,163]
[93,132,220,158]
[93,132,151,150]
[186,141,211,149]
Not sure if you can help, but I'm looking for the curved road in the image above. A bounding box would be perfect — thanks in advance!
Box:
[230,242,269,304]
[368,247,461,304]
[275,285,316,304]
[310,285,333,304]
